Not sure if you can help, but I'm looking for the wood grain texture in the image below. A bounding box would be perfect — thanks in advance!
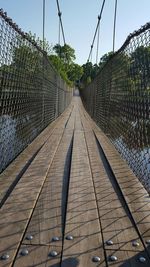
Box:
[0,104,73,206]
[79,114,148,266]
[80,99,150,258]
[105,249,150,267]
[93,128,150,252]
[61,107,106,267]
[21,110,75,246]
[14,244,62,267]
[0,107,73,267]
[1,97,150,267]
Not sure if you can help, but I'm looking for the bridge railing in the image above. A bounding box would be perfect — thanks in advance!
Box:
[0,10,72,173]
[81,23,150,191]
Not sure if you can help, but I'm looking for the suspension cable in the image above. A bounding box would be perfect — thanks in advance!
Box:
[58,18,61,45]
[112,0,118,52]
[96,21,100,64]
[87,0,106,62]
[56,0,66,45]
[91,46,93,63]
[58,17,61,58]
[42,0,45,51]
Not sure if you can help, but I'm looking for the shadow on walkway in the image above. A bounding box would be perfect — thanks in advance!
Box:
[51,257,79,267]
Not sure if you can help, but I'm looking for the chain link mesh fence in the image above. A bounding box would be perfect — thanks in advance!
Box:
[81,23,150,192]
[0,10,72,173]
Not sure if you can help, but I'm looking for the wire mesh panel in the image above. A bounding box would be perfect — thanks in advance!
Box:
[81,23,150,192]
[0,10,72,173]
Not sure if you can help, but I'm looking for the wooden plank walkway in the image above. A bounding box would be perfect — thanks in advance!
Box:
[0,97,150,267]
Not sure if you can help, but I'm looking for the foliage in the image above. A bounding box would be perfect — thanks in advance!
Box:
[53,44,76,64]
[130,46,150,91]
[80,52,114,87]
[12,45,41,74]
[80,62,98,86]
[67,63,83,82]
[27,31,53,55]
[0,29,83,88]
[49,43,83,86]
[99,51,114,69]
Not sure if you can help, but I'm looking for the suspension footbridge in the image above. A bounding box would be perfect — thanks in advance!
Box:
[0,4,150,267]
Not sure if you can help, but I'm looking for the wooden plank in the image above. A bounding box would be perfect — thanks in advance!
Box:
[21,132,75,245]
[93,129,150,251]
[14,243,87,267]
[0,110,72,266]
[105,249,150,267]
[82,132,139,254]
[0,103,73,206]
[28,133,73,243]
[14,244,62,267]
[12,107,76,266]
[79,104,150,266]
[2,96,150,267]
[61,116,106,267]
[80,101,150,255]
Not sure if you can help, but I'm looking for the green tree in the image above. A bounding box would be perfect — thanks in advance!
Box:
[99,51,114,70]
[130,46,150,91]
[53,44,76,64]
[80,62,99,86]
[12,45,41,73]
[80,62,93,86]
[80,53,115,87]
[50,43,83,85]
[49,54,72,86]
[27,31,53,55]
[67,63,83,82]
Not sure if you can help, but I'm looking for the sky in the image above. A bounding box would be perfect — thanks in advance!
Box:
[1,0,150,65]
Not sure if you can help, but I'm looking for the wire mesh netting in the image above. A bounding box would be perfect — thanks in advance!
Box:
[81,23,150,192]
[0,10,72,173]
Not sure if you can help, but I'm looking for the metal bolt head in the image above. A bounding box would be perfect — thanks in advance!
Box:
[106,240,113,246]
[132,241,140,247]
[109,255,118,262]
[26,234,33,241]
[51,236,60,242]
[92,256,101,262]
[20,249,29,256]
[1,254,9,260]
[49,251,58,257]
[139,257,146,263]
[66,235,74,240]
